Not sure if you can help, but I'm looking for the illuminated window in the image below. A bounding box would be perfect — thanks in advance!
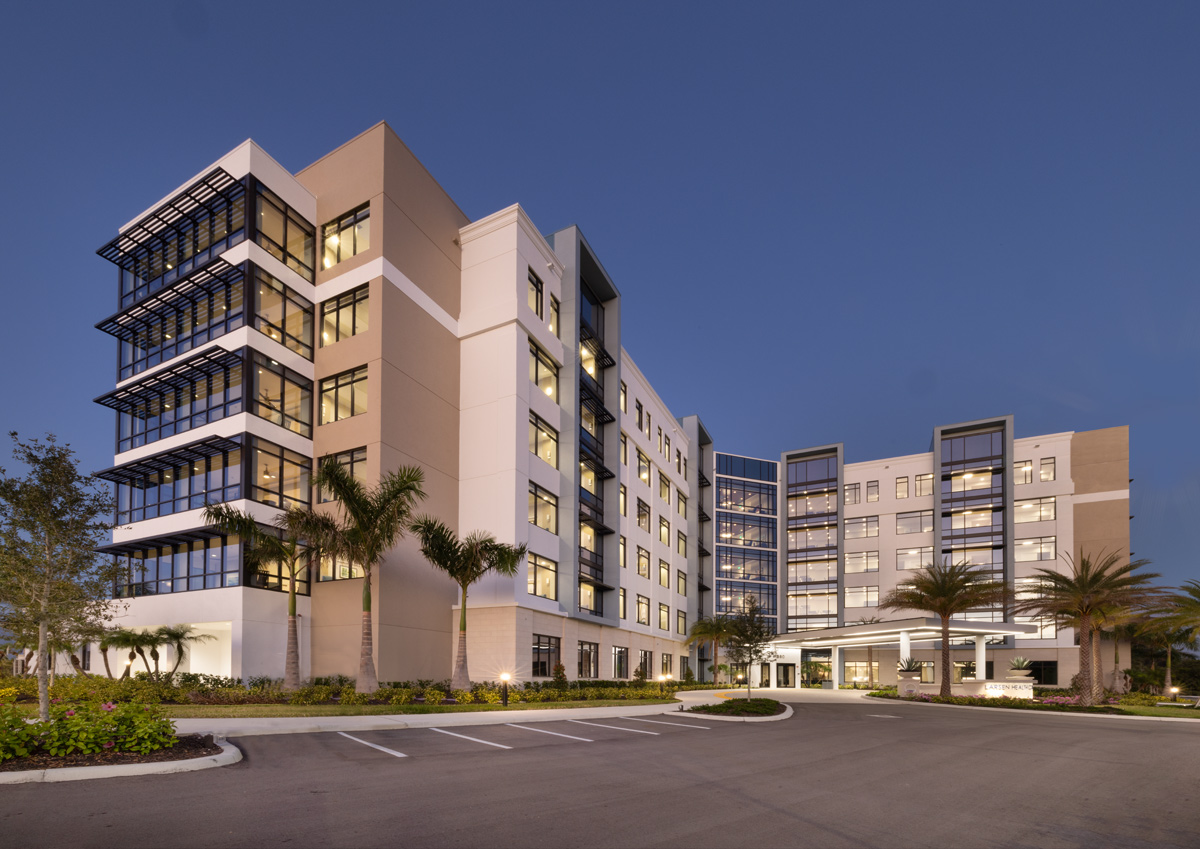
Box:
[529,343,558,399]
[637,546,650,579]
[527,554,557,600]
[318,366,367,424]
[619,381,627,412]
[1015,497,1056,523]
[659,603,670,631]
[915,474,934,497]
[1014,460,1033,485]
[659,516,670,545]
[529,412,558,468]
[1015,536,1055,561]
[844,483,860,505]
[845,551,879,573]
[896,477,909,499]
[866,481,879,502]
[638,450,651,485]
[844,516,879,539]
[620,484,627,516]
[637,499,651,533]
[677,531,687,556]
[660,472,671,503]
[896,546,933,570]
[678,492,687,518]
[527,269,543,318]
[1040,458,1056,482]
[844,586,879,608]
[636,594,650,625]
[528,483,558,534]
[659,560,670,588]
[320,284,369,347]
[316,447,366,504]
[322,203,370,269]
[897,510,934,534]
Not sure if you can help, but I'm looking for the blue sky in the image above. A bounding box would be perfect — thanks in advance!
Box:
[0,2,1195,585]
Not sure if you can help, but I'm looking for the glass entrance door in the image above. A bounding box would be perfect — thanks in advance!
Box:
[776,663,796,688]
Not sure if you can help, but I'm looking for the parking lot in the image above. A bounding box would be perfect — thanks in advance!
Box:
[6,699,1200,848]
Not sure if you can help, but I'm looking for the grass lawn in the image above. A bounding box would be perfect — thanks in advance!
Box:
[1116,705,1200,719]
[688,698,785,717]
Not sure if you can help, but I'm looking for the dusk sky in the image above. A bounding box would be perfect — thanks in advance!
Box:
[1,3,1195,586]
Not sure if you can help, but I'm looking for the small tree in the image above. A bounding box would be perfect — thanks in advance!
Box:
[686,616,737,684]
[409,517,527,691]
[155,624,217,681]
[0,434,119,721]
[723,596,778,700]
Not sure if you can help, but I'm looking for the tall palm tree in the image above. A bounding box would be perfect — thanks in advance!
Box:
[313,458,426,693]
[1013,550,1160,706]
[879,560,1008,697]
[686,616,737,684]
[857,615,883,686]
[154,624,218,681]
[204,504,339,690]
[410,517,527,691]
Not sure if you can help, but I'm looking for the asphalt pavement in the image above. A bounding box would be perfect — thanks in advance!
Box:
[5,693,1198,848]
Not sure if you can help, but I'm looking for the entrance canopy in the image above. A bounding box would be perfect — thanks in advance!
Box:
[772,617,1038,650]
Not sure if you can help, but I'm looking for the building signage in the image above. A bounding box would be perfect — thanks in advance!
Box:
[984,681,1034,699]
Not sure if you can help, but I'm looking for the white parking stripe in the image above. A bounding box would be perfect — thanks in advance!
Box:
[337,732,407,758]
[567,719,659,735]
[506,724,593,742]
[429,728,513,749]
[621,717,710,730]
[868,715,901,719]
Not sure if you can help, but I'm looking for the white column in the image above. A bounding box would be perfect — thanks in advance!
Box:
[899,631,911,660]
[975,635,987,679]
[831,647,842,688]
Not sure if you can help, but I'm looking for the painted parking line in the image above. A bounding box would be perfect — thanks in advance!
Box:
[621,717,710,730]
[429,728,513,749]
[868,715,901,719]
[337,732,407,758]
[567,719,659,735]
[506,724,593,742]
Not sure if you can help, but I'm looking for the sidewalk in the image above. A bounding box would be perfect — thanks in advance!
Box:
[173,689,729,737]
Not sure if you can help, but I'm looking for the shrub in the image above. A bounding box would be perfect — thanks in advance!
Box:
[287,685,335,706]
[423,689,446,704]
[0,687,17,703]
[0,703,37,761]
[386,688,415,706]
[339,687,370,705]
[449,689,473,704]
[2,701,177,761]
[551,663,569,691]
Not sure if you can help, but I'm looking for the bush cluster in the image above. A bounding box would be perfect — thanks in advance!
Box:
[0,700,177,762]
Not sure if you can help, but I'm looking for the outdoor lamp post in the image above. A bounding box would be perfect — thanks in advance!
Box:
[500,673,510,707]
[1171,686,1180,703]
[736,672,744,695]
[657,674,666,697]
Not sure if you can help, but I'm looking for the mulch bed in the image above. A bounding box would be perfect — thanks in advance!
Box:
[0,734,222,773]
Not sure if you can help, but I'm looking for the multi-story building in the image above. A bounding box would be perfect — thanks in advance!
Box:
[712,453,780,633]
[92,123,703,684]
[766,417,1132,689]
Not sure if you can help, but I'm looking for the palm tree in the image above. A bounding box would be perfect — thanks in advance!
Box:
[313,458,426,693]
[1013,550,1160,706]
[879,560,1008,698]
[204,504,339,690]
[686,616,737,684]
[410,518,527,691]
[154,624,218,681]
[104,627,159,679]
[857,615,883,686]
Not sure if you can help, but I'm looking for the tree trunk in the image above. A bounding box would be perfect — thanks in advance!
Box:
[1163,645,1173,695]
[867,644,875,687]
[283,574,300,692]
[37,620,50,722]
[69,653,89,677]
[712,640,720,685]
[151,648,161,681]
[939,617,952,698]
[1091,627,1103,703]
[356,572,378,693]
[100,645,114,679]
[120,651,135,680]
[135,647,152,675]
[1077,614,1094,706]
[450,583,470,692]
[1112,635,1123,693]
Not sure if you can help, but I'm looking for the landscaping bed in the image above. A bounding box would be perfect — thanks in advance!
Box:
[688,698,785,717]
[160,699,676,718]
[0,733,221,773]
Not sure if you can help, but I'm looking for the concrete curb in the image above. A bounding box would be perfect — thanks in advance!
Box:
[681,703,794,723]
[859,693,1200,724]
[0,741,242,784]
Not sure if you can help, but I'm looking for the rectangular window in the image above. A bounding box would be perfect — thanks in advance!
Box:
[637,546,650,579]
[866,481,879,502]
[255,183,314,281]
[1014,460,1033,485]
[896,546,934,570]
[896,510,934,534]
[676,449,682,474]
[844,586,879,608]
[678,492,687,519]
[528,483,558,534]
[115,447,246,525]
[578,641,599,679]
[659,472,671,503]
[619,381,627,413]
[316,447,367,503]
[620,484,627,516]
[317,552,363,583]
[112,534,247,599]
[529,343,559,400]
[528,554,557,600]
[637,499,651,533]
[322,203,370,269]
[644,411,652,440]
[637,450,651,485]
[720,513,777,548]
[548,296,560,338]
[844,483,860,505]
[529,413,559,468]
[531,635,560,678]
[578,581,600,616]
[635,400,644,431]
[1029,660,1058,685]
[1015,497,1056,523]
[253,353,314,437]
[254,267,314,359]
[620,535,627,568]
[844,551,879,573]
[320,284,369,347]
[722,478,778,514]
[677,609,687,635]
[619,588,627,619]
[318,366,368,424]
[659,603,670,631]
[662,653,673,676]
[664,435,671,461]
[659,560,670,588]
[915,474,934,497]
[677,531,687,556]
[844,516,879,539]
[612,646,629,678]
[527,270,544,318]
[621,433,628,465]
[659,516,670,545]
[677,570,687,596]
[896,477,909,499]
[249,437,311,510]
[1015,536,1056,561]
[638,649,652,678]
[657,426,663,454]
[637,594,650,626]
[1040,458,1056,482]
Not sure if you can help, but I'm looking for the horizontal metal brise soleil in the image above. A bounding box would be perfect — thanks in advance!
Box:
[96,169,243,270]
[579,453,615,480]
[578,323,616,369]
[93,434,243,483]
[95,259,246,341]
[580,392,615,425]
[94,346,244,413]
[97,526,231,557]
